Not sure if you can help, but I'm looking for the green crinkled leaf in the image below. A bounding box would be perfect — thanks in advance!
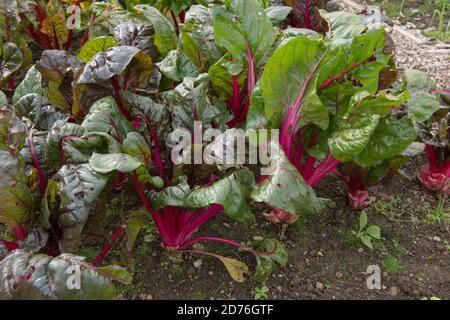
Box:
[347,90,409,117]
[113,21,156,55]
[12,66,43,104]
[122,132,151,163]
[0,42,23,82]
[89,152,142,174]
[0,250,117,300]
[184,169,256,224]
[354,117,417,167]
[213,0,276,63]
[252,141,326,216]
[320,10,367,40]
[261,36,329,130]
[407,92,441,123]
[77,46,141,84]
[77,36,119,63]
[166,73,231,131]
[0,151,31,226]
[403,69,440,123]
[181,5,220,70]
[404,69,436,91]
[156,49,199,82]
[46,121,87,165]
[246,83,270,130]
[328,114,380,162]
[121,132,163,188]
[148,176,191,209]
[265,6,292,25]
[135,4,177,57]
[81,96,133,141]
[208,54,243,100]
[57,164,109,252]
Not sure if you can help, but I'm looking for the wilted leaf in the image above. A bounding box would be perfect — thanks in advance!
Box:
[216,255,249,283]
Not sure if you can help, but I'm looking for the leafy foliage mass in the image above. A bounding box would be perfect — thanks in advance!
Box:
[0,0,447,299]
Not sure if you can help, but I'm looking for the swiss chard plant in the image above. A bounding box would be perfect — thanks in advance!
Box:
[248,10,430,225]
[0,0,445,300]
[402,69,449,195]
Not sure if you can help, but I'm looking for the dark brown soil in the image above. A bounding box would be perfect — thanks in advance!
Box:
[116,160,449,300]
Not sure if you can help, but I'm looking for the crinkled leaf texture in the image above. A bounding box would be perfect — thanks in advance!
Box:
[0,250,116,300]
[213,0,276,63]
[0,151,32,226]
[57,164,109,252]
[252,141,326,216]
[403,69,441,123]
[184,169,256,224]
[0,42,23,82]
[135,4,177,57]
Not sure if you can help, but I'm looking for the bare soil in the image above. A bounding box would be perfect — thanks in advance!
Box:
[115,161,449,300]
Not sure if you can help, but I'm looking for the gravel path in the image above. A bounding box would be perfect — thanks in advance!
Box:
[388,26,450,88]
[339,0,450,88]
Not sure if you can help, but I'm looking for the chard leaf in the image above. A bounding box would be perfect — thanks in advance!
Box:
[0,151,31,226]
[251,141,326,216]
[81,96,133,141]
[265,6,292,25]
[0,42,23,82]
[77,46,141,84]
[0,250,117,300]
[320,10,367,40]
[35,50,83,84]
[261,36,329,130]
[156,49,199,82]
[14,95,69,131]
[47,121,87,165]
[246,83,271,130]
[208,54,244,100]
[347,90,409,117]
[122,132,151,163]
[113,22,156,55]
[12,66,43,104]
[89,152,142,174]
[184,169,256,224]
[213,0,276,63]
[40,179,58,229]
[354,117,417,167]
[89,5,149,39]
[328,114,380,162]
[284,0,328,31]
[57,164,109,252]
[41,14,68,50]
[166,74,231,131]
[121,132,163,188]
[135,4,177,57]
[77,36,119,63]
[148,176,191,209]
[403,69,440,123]
[181,5,220,70]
